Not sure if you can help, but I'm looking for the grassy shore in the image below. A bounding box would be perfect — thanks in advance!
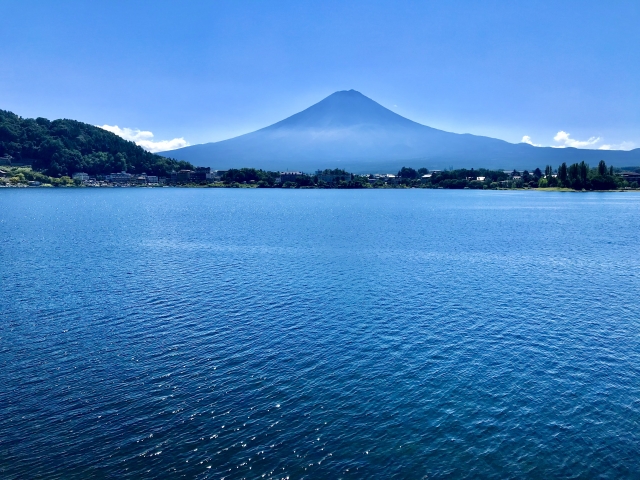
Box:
[536,187,638,192]
[535,187,580,192]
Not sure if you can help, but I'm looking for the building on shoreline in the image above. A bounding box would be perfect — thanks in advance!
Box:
[134,174,148,185]
[190,167,215,184]
[620,171,640,183]
[106,172,133,183]
[175,170,194,183]
[72,172,90,182]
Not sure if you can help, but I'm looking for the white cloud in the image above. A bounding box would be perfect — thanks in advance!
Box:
[521,135,542,147]
[553,131,600,148]
[98,125,189,153]
[521,131,635,151]
[598,141,636,151]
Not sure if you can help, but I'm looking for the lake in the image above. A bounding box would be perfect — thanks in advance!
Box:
[1,188,639,478]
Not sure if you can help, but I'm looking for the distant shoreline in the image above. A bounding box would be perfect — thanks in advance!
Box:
[2,184,638,193]
[2,164,639,192]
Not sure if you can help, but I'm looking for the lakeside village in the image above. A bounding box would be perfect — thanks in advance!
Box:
[1,155,640,191]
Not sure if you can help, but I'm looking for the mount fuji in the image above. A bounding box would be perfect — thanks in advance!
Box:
[162,90,640,172]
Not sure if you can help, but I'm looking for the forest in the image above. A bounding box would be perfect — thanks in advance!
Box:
[0,109,192,177]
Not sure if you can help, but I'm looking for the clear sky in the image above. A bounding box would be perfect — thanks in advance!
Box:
[1,0,638,152]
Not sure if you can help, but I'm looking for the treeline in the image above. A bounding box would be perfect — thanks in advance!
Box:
[396,163,632,190]
[395,167,512,189]
[218,167,508,189]
[539,161,623,190]
[217,163,633,191]
[220,168,370,188]
[0,109,193,177]
[221,168,280,185]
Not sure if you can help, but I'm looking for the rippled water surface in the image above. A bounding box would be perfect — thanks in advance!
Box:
[1,188,640,478]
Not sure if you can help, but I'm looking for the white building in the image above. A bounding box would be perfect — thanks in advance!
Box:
[382,174,397,184]
[72,172,90,182]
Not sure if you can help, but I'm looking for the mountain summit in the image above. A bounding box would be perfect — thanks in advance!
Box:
[267,89,424,130]
[163,90,640,172]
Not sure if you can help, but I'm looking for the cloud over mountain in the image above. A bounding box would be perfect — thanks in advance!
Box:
[553,131,601,149]
[99,125,189,153]
[523,131,635,151]
[521,135,541,147]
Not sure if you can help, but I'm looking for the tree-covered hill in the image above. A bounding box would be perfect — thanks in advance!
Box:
[0,109,192,176]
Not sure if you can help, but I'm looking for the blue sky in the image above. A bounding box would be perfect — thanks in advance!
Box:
[1,0,638,151]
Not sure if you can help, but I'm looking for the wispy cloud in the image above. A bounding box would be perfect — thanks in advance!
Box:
[98,125,189,153]
[598,141,636,151]
[521,131,635,151]
[553,131,600,148]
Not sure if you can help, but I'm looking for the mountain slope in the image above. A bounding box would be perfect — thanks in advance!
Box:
[0,109,193,176]
[163,90,640,172]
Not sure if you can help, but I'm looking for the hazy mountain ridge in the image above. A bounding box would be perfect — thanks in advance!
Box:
[163,90,640,172]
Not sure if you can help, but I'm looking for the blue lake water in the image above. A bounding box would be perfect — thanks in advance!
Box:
[1,188,640,478]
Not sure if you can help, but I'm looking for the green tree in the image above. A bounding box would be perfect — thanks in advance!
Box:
[597,160,607,176]
[115,152,128,172]
[558,163,568,186]
[397,167,418,179]
[579,161,589,184]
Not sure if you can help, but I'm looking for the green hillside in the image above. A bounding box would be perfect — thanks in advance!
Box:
[0,109,192,176]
